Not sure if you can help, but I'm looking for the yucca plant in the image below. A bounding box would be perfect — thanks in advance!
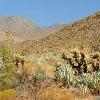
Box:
[85,71,100,94]
[75,71,100,95]
[75,75,88,94]
[78,83,88,95]
[54,64,73,87]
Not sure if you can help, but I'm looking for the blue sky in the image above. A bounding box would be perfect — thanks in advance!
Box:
[0,0,100,26]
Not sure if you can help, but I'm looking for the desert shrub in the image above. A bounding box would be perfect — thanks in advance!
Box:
[0,45,16,90]
[0,45,13,66]
[20,48,31,56]
[54,64,74,87]
[0,89,17,100]
[0,74,16,91]
[0,45,15,73]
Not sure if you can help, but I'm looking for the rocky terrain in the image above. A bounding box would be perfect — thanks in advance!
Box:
[17,11,100,53]
[0,11,100,100]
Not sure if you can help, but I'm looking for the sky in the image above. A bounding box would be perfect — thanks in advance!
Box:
[0,0,100,26]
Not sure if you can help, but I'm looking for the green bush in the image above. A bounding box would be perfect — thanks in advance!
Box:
[0,45,13,66]
[0,74,16,90]
[0,45,16,90]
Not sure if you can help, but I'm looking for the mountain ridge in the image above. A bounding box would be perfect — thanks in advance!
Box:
[0,16,66,43]
[16,11,100,53]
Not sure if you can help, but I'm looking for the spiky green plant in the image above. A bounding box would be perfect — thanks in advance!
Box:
[85,71,100,93]
[75,75,88,94]
[74,71,100,94]
[54,64,73,87]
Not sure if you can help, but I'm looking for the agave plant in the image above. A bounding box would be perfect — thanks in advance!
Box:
[75,75,88,94]
[54,64,73,87]
[86,71,100,92]
[75,71,100,94]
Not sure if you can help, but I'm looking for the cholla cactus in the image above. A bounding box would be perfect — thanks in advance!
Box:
[91,52,100,71]
[70,48,80,54]
[92,52,100,59]
[61,49,100,75]
[61,49,88,75]
[13,53,25,71]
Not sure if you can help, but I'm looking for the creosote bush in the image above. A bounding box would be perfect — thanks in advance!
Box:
[0,45,16,90]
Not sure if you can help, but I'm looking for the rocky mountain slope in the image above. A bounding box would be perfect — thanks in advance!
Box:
[17,11,100,53]
[0,16,66,43]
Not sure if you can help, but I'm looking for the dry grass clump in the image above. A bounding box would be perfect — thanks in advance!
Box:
[38,84,76,100]
[38,84,94,100]
[0,89,17,100]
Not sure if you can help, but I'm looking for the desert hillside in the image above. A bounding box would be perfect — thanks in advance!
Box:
[0,16,66,43]
[17,11,100,53]
[0,12,100,100]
